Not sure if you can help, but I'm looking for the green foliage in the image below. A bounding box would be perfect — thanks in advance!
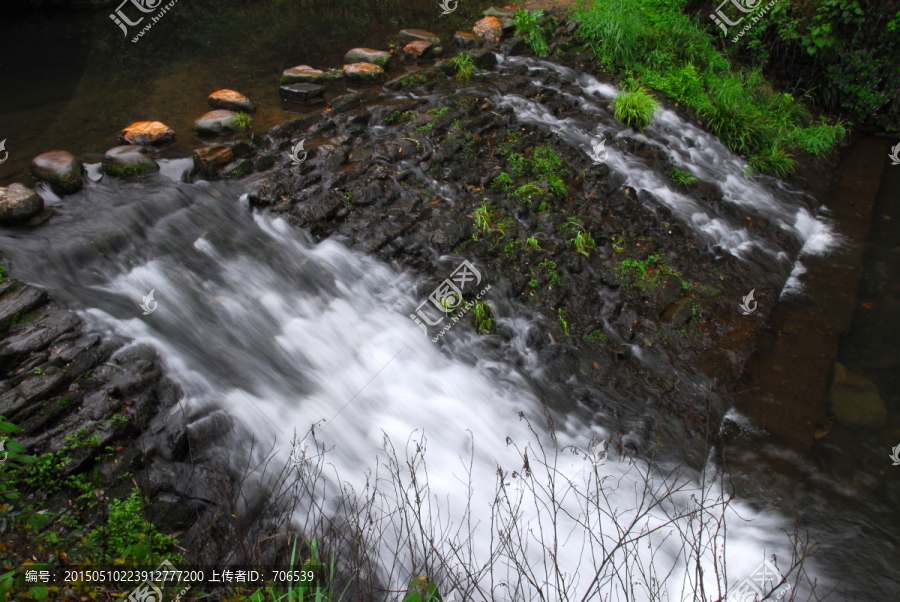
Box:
[473,301,494,334]
[537,260,561,286]
[583,330,608,344]
[546,173,567,196]
[747,142,796,178]
[450,51,475,83]
[572,229,595,256]
[531,144,563,176]
[507,152,528,177]
[86,488,181,564]
[512,182,546,202]
[416,123,433,132]
[526,236,541,251]
[427,106,449,117]
[557,308,570,337]
[513,9,550,57]
[613,79,659,131]
[386,110,414,125]
[490,172,514,191]
[670,166,698,187]
[471,202,492,237]
[234,112,252,132]
[616,252,688,292]
[792,118,848,155]
[402,575,443,602]
[529,277,539,288]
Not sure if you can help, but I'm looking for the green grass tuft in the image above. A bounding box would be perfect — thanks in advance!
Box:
[613,79,659,131]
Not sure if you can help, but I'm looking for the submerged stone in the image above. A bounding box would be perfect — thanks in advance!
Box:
[208,89,255,113]
[101,145,159,178]
[344,48,392,68]
[279,83,327,103]
[30,151,83,195]
[119,121,175,145]
[0,183,43,223]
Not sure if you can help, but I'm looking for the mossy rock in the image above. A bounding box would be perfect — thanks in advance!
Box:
[101,146,159,178]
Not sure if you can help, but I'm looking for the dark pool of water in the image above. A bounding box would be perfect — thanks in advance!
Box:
[0,0,497,186]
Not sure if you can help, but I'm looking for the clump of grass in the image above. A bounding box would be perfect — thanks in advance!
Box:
[616,252,688,291]
[234,112,252,132]
[538,259,561,286]
[512,182,546,202]
[613,79,659,131]
[427,106,449,117]
[793,117,848,155]
[513,9,550,57]
[557,308,570,336]
[526,236,541,251]
[747,142,796,179]
[416,122,433,132]
[490,172,514,191]
[473,301,494,334]
[572,229,595,256]
[546,173,567,196]
[386,110,414,125]
[583,330,608,344]
[450,51,475,83]
[532,144,563,176]
[670,166,698,188]
[471,202,492,237]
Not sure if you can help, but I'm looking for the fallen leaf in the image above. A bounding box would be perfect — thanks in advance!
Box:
[644,338,652,346]
[593,362,600,369]
[430,199,438,204]
[862,302,873,309]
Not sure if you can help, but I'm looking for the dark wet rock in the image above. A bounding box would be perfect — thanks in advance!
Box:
[654,274,684,312]
[313,144,349,172]
[222,159,254,179]
[192,110,241,135]
[329,90,376,114]
[0,285,48,332]
[484,6,517,17]
[662,298,693,327]
[473,16,502,47]
[287,191,346,227]
[343,63,385,82]
[30,151,84,194]
[281,65,326,85]
[344,48,391,67]
[454,32,483,48]
[566,20,579,35]
[469,48,498,69]
[384,67,448,91]
[0,184,44,223]
[398,29,440,46]
[830,362,887,426]
[279,83,326,103]
[192,145,234,179]
[268,112,324,140]
[500,17,516,34]
[119,121,176,145]
[254,154,276,172]
[207,89,256,113]
[227,140,253,159]
[500,36,527,56]
[425,46,444,59]
[434,60,457,76]
[0,312,80,374]
[403,40,433,58]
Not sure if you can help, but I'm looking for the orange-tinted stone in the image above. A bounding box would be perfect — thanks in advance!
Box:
[343,63,386,81]
[208,89,255,113]
[473,16,502,46]
[403,40,433,57]
[120,121,175,145]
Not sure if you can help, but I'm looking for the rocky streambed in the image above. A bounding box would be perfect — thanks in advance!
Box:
[0,6,843,593]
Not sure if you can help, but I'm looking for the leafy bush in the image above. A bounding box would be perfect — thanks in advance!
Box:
[473,301,494,334]
[234,112,252,132]
[490,172,513,191]
[450,51,475,83]
[613,80,659,131]
[670,166,698,187]
[513,9,550,57]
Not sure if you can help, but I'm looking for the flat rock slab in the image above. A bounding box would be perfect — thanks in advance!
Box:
[102,145,160,178]
[474,16,503,47]
[454,32,483,48]
[0,183,44,223]
[344,48,392,67]
[343,63,385,82]
[30,150,83,195]
[208,89,255,113]
[281,65,326,85]
[279,83,326,103]
[193,145,234,179]
[119,121,175,145]
[329,90,376,114]
[398,29,440,46]
[403,40,432,57]
[193,110,241,135]
[484,6,517,17]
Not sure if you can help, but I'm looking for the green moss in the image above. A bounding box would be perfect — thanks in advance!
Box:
[583,330,608,344]
[616,252,688,291]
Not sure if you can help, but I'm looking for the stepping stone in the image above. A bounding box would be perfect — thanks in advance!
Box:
[343,63,385,82]
[344,48,391,68]
[454,32,483,48]
[398,29,440,46]
[470,48,498,68]
[208,89,255,113]
[279,83,326,103]
[0,183,43,223]
[30,151,83,195]
[193,145,234,179]
[192,110,241,135]
[329,90,376,114]
[119,121,175,145]
[101,146,159,178]
[474,16,502,47]
[403,40,432,58]
[281,65,326,85]
[500,36,526,55]
[483,6,518,17]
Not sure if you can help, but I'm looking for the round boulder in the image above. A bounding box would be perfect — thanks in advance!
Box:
[454,32,483,48]
[102,146,160,178]
[120,121,176,145]
[343,63,385,82]
[0,183,44,223]
[281,65,326,85]
[208,89,256,113]
[344,48,392,68]
[192,110,241,136]
[474,16,503,47]
[30,151,83,194]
